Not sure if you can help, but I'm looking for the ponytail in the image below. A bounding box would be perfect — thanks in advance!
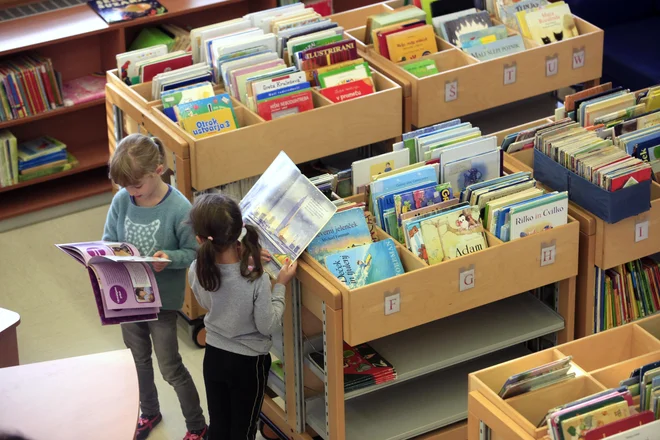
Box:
[196,238,222,291]
[240,224,263,281]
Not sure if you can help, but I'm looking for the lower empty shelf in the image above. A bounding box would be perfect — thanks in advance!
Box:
[306,345,530,440]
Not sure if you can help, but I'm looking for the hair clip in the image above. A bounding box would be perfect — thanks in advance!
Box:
[238,227,247,242]
[207,236,213,241]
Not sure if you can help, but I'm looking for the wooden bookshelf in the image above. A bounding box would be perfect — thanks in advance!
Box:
[0,0,277,222]
[491,116,660,340]
[468,314,660,440]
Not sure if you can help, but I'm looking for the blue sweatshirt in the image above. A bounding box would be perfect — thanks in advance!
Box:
[189,261,286,356]
[102,187,197,311]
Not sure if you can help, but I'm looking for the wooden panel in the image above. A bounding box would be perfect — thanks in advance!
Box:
[594,182,660,270]
[337,220,579,345]
[325,305,345,440]
[467,392,536,440]
[0,99,105,131]
[487,117,554,145]
[575,230,596,339]
[328,2,392,30]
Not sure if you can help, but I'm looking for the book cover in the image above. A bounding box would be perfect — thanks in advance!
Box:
[375,21,426,58]
[251,72,307,98]
[525,4,578,45]
[180,108,238,139]
[317,62,371,89]
[459,24,509,48]
[17,136,66,162]
[141,53,193,83]
[175,93,237,121]
[560,401,631,440]
[116,44,168,85]
[298,40,358,78]
[385,24,438,62]
[402,59,439,78]
[319,78,375,103]
[464,34,525,61]
[509,192,568,241]
[442,149,501,193]
[586,418,660,440]
[443,11,493,47]
[256,90,313,121]
[420,206,486,263]
[307,207,373,263]
[88,0,167,24]
[324,238,404,289]
[161,82,215,122]
[240,151,337,277]
[62,73,106,107]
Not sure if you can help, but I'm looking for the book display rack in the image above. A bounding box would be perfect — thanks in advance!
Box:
[494,116,660,340]
[467,313,660,440]
[330,0,604,132]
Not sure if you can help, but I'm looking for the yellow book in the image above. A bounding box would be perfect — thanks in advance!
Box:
[385,24,437,63]
[524,3,577,45]
[180,107,238,139]
[371,162,425,182]
[516,1,566,39]
[371,19,424,55]
[560,400,630,439]
[420,206,487,263]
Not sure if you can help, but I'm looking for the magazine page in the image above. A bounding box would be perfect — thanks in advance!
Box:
[90,262,163,310]
[56,241,141,266]
[240,151,337,275]
[87,267,158,325]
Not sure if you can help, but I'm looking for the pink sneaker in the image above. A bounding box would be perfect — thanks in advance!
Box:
[183,426,208,440]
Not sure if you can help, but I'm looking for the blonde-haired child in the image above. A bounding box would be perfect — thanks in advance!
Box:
[103,133,207,440]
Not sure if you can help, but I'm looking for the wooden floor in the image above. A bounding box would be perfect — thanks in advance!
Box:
[0,204,270,440]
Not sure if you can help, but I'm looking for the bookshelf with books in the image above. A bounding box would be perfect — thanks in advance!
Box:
[467,313,660,440]
[331,0,604,132]
[492,86,660,339]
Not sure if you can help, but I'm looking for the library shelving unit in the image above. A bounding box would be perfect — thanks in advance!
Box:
[491,115,660,340]
[329,0,604,132]
[467,313,660,440]
[0,0,277,222]
[283,192,580,440]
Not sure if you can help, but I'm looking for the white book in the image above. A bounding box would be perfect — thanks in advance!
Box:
[204,28,263,64]
[116,45,168,86]
[214,34,277,60]
[244,3,306,32]
[603,419,660,440]
[351,150,410,194]
[509,192,568,241]
[190,18,251,63]
[434,135,497,164]
[442,148,501,193]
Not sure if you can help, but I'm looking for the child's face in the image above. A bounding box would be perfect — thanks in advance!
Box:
[125,167,164,200]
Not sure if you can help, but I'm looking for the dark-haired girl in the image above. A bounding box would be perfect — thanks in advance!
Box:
[188,193,297,440]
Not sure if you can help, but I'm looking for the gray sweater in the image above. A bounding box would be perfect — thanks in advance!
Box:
[189,261,285,356]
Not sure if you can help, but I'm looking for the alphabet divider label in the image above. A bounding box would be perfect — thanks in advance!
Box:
[541,239,557,267]
[546,54,559,77]
[459,265,475,292]
[572,47,585,69]
[504,62,517,85]
[384,288,401,315]
[445,79,458,102]
[635,220,649,243]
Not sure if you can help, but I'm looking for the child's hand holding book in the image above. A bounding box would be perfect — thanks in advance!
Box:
[276,259,298,286]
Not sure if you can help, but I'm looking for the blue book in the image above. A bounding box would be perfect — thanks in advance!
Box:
[370,166,438,219]
[19,150,67,171]
[307,207,372,263]
[256,82,311,102]
[162,73,214,93]
[325,238,404,289]
[376,182,437,228]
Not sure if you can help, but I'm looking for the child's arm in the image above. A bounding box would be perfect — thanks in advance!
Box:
[102,196,120,242]
[155,213,198,270]
[253,275,286,336]
[188,263,212,311]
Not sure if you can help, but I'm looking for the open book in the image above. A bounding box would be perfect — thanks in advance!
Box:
[56,241,169,325]
[240,151,337,277]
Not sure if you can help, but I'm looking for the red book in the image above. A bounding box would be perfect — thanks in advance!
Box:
[319,78,374,103]
[584,411,654,440]
[298,40,358,73]
[257,90,313,121]
[610,166,652,191]
[141,54,193,83]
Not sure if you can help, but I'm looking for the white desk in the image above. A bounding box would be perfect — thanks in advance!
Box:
[0,349,138,440]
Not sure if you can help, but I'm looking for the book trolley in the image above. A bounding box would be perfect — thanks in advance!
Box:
[492,115,660,340]
[467,313,660,440]
[329,0,604,132]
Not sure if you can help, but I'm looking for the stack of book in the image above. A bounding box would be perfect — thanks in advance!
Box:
[462,173,568,242]
[308,342,396,393]
[498,355,575,399]
[619,357,660,420]
[595,256,660,333]
[307,206,403,289]
[0,53,64,122]
[56,241,170,325]
[129,24,191,53]
[116,44,195,86]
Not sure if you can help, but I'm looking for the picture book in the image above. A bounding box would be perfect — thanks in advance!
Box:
[369,165,437,214]
[325,238,404,289]
[140,53,194,83]
[442,148,502,193]
[367,6,427,44]
[317,62,372,89]
[174,93,237,121]
[240,151,337,277]
[56,241,170,325]
[459,24,508,48]
[88,0,167,24]
[161,82,215,122]
[307,207,373,263]
[179,108,239,138]
[256,89,314,120]
[116,44,168,86]
[319,78,375,103]
[17,136,65,162]
[402,59,439,78]
[585,418,660,440]
[443,11,493,47]
[375,21,426,59]
[498,356,572,397]
[463,35,525,61]
[500,366,574,399]
[352,150,410,194]
[525,4,578,45]
[431,8,477,40]
[507,192,568,241]
[420,206,486,263]
[385,24,438,62]
[298,40,359,79]
[62,74,107,107]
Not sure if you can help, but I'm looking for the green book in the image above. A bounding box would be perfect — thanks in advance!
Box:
[402,59,439,78]
[129,27,175,52]
[291,35,343,63]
